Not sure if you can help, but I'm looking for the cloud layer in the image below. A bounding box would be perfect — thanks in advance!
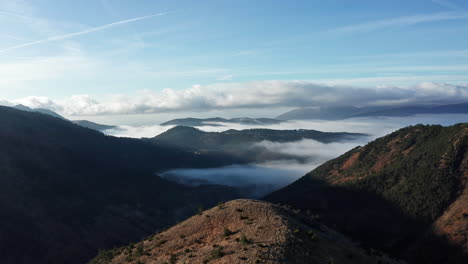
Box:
[4,81,468,116]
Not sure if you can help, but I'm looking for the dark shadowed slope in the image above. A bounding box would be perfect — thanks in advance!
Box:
[89,199,403,264]
[0,106,240,264]
[266,123,468,263]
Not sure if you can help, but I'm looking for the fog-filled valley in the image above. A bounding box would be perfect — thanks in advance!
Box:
[102,114,468,197]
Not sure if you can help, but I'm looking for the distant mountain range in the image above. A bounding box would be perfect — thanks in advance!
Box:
[266,123,468,263]
[150,126,368,163]
[161,117,285,126]
[13,104,116,132]
[277,102,468,120]
[0,106,241,264]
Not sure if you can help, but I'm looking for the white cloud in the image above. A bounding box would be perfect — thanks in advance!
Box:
[255,139,365,160]
[14,96,60,109]
[6,81,468,116]
[105,124,173,138]
[0,98,12,106]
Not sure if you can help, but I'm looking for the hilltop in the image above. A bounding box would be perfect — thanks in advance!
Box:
[89,199,402,264]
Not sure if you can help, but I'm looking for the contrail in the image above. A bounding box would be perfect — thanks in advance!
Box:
[0,13,166,53]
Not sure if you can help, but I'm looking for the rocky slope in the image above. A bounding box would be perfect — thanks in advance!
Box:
[89,199,402,264]
[266,123,468,263]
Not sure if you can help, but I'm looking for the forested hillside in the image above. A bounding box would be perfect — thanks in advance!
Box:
[267,123,468,263]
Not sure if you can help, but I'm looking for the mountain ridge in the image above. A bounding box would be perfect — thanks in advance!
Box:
[266,123,468,263]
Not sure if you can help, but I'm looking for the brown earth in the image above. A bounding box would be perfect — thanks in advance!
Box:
[94,199,404,264]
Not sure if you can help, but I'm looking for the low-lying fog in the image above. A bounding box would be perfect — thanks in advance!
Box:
[105,114,468,198]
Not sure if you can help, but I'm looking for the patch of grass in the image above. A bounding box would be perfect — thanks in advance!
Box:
[223,227,233,237]
[156,239,167,247]
[87,249,114,264]
[169,254,177,264]
[307,230,318,241]
[135,243,144,257]
[210,247,224,259]
[240,234,251,245]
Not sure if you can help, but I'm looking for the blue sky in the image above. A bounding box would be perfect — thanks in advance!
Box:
[0,0,467,118]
